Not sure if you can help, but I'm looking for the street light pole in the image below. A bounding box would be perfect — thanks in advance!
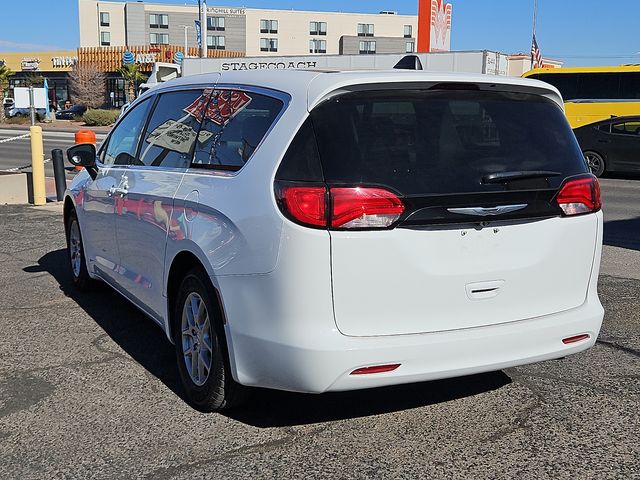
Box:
[200,0,209,58]
[180,25,191,56]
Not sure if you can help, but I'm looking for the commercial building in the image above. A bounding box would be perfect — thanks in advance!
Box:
[508,53,563,76]
[0,51,78,108]
[78,0,427,57]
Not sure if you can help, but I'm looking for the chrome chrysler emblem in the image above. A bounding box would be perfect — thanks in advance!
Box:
[447,204,528,216]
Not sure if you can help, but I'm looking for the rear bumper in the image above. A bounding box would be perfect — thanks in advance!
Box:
[224,293,603,393]
[218,216,604,393]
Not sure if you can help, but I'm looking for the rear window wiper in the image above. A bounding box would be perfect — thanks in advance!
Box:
[482,170,562,184]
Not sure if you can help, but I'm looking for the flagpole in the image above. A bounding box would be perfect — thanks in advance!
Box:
[531,0,538,69]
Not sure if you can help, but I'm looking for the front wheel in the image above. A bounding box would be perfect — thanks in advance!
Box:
[584,151,606,177]
[173,268,249,412]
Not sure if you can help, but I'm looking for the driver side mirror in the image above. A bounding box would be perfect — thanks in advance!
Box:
[67,143,97,168]
[67,144,98,180]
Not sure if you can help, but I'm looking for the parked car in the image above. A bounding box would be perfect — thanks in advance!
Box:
[56,104,87,120]
[7,106,47,119]
[574,116,640,177]
[63,70,604,411]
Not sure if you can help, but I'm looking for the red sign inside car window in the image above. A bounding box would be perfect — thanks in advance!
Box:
[184,89,252,126]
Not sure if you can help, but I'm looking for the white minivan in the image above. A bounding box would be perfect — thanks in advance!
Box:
[64,69,604,411]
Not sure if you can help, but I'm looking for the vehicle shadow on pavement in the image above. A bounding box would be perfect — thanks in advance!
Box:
[29,249,187,403]
[603,216,640,251]
[32,248,512,427]
[227,372,511,428]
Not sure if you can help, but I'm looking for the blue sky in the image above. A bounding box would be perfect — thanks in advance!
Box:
[1,0,639,66]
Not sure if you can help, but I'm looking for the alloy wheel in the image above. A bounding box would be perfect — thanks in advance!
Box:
[181,292,213,386]
[69,220,82,278]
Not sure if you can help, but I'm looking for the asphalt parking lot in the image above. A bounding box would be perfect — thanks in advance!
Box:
[0,178,639,479]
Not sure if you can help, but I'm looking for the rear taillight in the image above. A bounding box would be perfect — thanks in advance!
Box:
[280,186,327,227]
[276,184,405,229]
[331,187,405,229]
[556,175,601,216]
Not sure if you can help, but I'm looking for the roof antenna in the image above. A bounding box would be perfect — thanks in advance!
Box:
[394,55,423,71]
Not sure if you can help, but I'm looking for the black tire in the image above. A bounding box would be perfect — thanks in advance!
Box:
[584,151,606,177]
[172,268,249,412]
[65,209,92,290]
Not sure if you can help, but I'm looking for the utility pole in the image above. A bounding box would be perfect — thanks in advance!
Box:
[531,0,538,69]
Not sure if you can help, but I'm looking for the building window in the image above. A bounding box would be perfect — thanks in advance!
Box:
[150,33,169,45]
[309,39,327,53]
[207,35,225,50]
[357,24,374,37]
[149,13,169,29]
[310,21,327,36]
[207,16,225,31]
[100,12,110,27]
[404,25,413,38]
[405,41,415,53]
[359,40,376,54]
[260,19,278,34]
[100,31,111,46]
[260,38,278,52]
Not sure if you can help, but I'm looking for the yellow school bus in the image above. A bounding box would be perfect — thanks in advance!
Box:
[523,65,640,128]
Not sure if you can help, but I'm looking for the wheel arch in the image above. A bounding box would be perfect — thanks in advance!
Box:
[165,249,229,343]
[63,195,76,228]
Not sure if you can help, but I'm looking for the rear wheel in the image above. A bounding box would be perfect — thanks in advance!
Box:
[173,268,248,412]
[65,210,92,290]
[584,151,606,177]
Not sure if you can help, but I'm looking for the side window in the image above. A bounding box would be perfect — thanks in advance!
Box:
[192,90,284,171]
[597,123,611,133]
[103,98,153,166]
[611,122,640,136]
[138,90,210,168]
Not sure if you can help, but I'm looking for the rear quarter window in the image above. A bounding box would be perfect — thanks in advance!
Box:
[191,90,284,171]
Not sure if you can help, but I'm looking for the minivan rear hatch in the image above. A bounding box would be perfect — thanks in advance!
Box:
[309,88,599,336]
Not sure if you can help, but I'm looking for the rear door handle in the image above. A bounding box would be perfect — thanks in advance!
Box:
[598,139,611,144]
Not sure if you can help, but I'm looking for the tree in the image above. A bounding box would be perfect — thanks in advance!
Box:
[68,63,107,109]
[23,73,44,88]
[118,64,146,103]
[0,64,14,123]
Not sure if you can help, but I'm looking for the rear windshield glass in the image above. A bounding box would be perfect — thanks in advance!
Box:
[310,90,587,195]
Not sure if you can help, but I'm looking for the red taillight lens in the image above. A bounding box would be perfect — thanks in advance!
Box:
[277,185,405,229]
[280,186,327,227]
[556,175,601,216]
[331,187,405,229]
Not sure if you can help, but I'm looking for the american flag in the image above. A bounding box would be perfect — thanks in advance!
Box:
[531,34,543,68]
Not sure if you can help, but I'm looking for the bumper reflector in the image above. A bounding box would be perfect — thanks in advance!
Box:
[562,334,590,345]
[350,364,401,375]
